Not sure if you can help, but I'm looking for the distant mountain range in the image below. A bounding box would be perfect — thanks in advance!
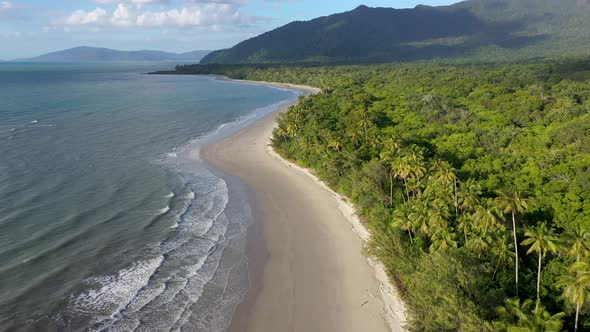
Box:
[201,0,590,64]
[28,47,211,62]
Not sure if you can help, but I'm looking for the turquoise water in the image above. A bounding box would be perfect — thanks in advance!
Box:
[0,63,298,331]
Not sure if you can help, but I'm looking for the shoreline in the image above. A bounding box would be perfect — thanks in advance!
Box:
[203,78,405,331]
[213,75,322,95]
[265,128,407,332]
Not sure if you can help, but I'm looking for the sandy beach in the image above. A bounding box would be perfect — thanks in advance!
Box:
[203,82,405,332]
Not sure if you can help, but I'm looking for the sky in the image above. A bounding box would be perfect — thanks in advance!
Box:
[0,0,460,59]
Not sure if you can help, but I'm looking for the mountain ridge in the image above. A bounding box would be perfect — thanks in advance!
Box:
[29,46,211,62]
[201,0,590,64]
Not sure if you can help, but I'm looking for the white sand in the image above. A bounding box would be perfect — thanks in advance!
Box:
[203,81,406,332]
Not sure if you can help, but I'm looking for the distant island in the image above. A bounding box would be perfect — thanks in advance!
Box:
[28,46,211,63]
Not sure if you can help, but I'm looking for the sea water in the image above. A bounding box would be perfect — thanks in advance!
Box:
[0,63,299,331]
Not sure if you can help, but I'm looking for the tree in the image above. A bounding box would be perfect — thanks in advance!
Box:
[283,113,300,142]
[555,262,590,332]
[457,213,474,244]
[409,200,430,236]
[431,159,459,217]
[474,201,502,233]
[492,231,516,280]
[457,178,482,215]
[406,145,427,189]
[393,157,413,202]
[429,228,458,252]
[380,139,401,205]
[494,189,530,297]
[466,229,492,258]
[496,298,564,332]
[561,224,590,263]
[327,134,344,152]
[521,222,559,301]
[429,199,450,235]
[392,204,414,244]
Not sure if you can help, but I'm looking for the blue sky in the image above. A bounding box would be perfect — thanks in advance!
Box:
[0,0,460,59]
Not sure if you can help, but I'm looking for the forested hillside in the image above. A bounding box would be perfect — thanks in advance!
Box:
[168,59,590,331]
[201,0,590,64]
[29,47,210,62]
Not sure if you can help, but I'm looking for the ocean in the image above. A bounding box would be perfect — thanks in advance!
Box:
[0,63,299,331]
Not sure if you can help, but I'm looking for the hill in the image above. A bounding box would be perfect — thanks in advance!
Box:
[29,47,211,62]
[201,0,590,64]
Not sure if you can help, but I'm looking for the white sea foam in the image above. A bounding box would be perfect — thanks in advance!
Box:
[187,191,195,200]
[61,85,298,330]
[30,120,38,124]
[157,206,170,214]
[70,256,164,322]
[66,164,240,331]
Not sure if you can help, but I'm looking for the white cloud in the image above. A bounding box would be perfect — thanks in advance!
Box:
[1,1,12,9]
[110,3,133,26]
[65,7,108,25]
[95,0,170,5]
[184,0,247,4]
[131,0,170,4]
[61,2,253,29]
[137,4,248,27]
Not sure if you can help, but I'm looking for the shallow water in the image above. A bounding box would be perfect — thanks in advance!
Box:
[0,62,298,331]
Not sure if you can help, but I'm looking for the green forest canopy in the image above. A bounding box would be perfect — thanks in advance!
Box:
[201,0,590,65]
[166,58,590,331]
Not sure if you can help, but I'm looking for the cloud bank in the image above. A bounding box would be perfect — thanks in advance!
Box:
[61,2,254,29]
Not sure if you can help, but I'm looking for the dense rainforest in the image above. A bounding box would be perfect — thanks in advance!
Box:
[201,0,590,64]
[167,59,590,331]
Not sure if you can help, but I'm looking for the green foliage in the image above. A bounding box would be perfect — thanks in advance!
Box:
[496,298,565,331]
[200,0,590,65]
[173,58,590,330]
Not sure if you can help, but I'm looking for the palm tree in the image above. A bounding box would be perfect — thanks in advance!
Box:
[383,135,401,152]
[393,157,412,201]
[492,232,515,280]
[284,118,299,142]
[466,230,492,258]
[392,204,414,244]
[473,202,502,233]
[529,300,565,332]
[497,298,564,332]
[409,200,430,236]
[273,125,288,143]
[355,110,373,144]
[431,159,459,217]
[327,135,343,152]
[366,130,382,149]
[494,189,530,297]
[429,199,450,235]
[380,143,401,205]
[457,178,482,215]
[407,146,427,190]
[429,228,458,252]
[457,213,474,244]
[555,261,590,332]
[561,224,590,263]
[521,222,559,300]
[497,298,528,328]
